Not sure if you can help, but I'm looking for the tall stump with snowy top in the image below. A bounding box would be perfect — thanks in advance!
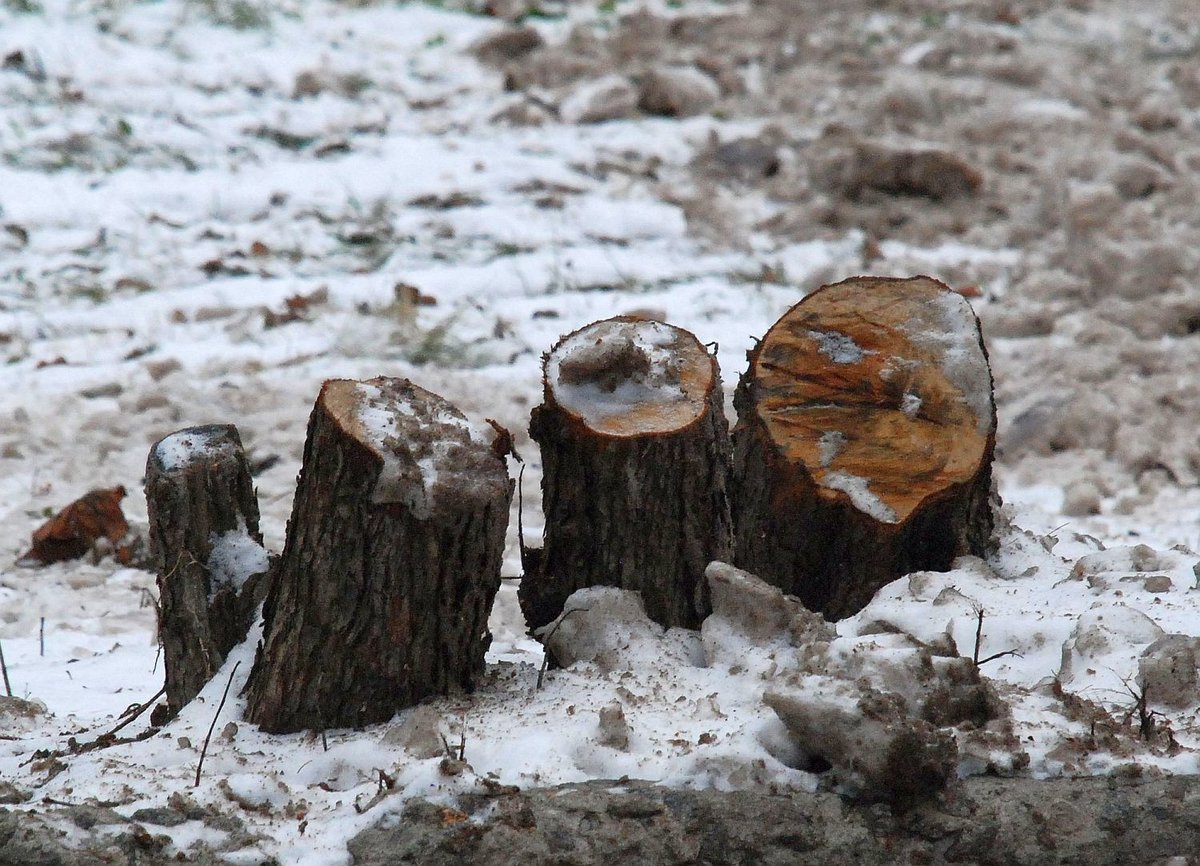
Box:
[732,276,995,620]
[146,425,271,717]
[522,317,732,632]
[244,377,512,734]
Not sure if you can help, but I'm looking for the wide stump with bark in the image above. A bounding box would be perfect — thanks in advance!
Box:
[732,275,996,620]
[146,425,270,716]
[522,317,732,632]
[244,377,512,734]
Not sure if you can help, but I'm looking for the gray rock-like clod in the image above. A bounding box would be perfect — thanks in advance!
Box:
[704,560,832,645]
[382,704,445,759]
[560,76,639,124]
[637,66,719,117]
[0,781,30,805]
[0,696,50,736]
[1139,634,1200,708]
[472,26,545,66]
[596,702,630,750]
[539,587,664,670]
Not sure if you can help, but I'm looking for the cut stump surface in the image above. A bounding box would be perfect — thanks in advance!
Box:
[733,275,996,619]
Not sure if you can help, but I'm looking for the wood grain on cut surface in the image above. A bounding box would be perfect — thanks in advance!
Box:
[733,276,996,620]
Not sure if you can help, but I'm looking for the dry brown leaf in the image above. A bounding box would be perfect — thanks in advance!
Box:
[22,486,130,565]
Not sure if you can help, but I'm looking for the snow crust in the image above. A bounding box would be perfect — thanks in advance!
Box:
[153,428,238,473]
[206,526,269,594]
[902,291,994,435]
[350,379,497,519]
[546,318,705,435]
[807,329,872,365]
[822,471,899,524]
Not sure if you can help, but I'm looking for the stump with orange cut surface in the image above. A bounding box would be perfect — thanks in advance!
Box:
[244,377,513,733]
[521,317,733,633]
[732,275,996,621]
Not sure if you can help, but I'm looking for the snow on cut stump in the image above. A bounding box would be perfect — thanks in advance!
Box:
[146,424,270,717]
[521,316,733,632]
[732,275,996,620]
[244,378,513,734]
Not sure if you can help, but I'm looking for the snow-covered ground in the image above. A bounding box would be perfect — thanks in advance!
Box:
[3,0,1200,862]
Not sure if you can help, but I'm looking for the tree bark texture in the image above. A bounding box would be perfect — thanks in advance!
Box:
[145,425,268,716]
[243,377,512,734]
[521,317,732,633]
[732,275,996,621]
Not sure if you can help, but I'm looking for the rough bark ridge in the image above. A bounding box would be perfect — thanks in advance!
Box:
[243,378,512,734]
[521,317,732,632]
[145,425,267,716]
[732,275,996,620]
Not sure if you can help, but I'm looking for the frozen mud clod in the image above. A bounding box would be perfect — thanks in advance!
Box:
[764,688,958,804]
[1139,636,1200,709]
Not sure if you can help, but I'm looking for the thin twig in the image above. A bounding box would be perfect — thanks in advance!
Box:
[972,604,984,665]
[977,649,1023,666]
[0,638,12,697]
[517,463,529,575]
[0,643,11,698]
[105,685,166,740]
[40,618,45,658]
[74,725,160,754]
[536,607,588,689]
[195,661,241,788]
[970,604,1020,667]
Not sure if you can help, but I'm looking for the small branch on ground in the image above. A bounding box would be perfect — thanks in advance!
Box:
[102,684,166,741]
[0,638,12,697]
[195,660,241,788]
[972,604,984,665]
[971,604,1022,667]
[536,607,588,689]
[977,649,1023,666]
[1121,678,1162,742]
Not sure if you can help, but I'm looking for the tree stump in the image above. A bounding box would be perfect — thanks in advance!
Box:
[146,425,270,716]
[243,377,512,734]
[732,275,996,620]
[521,317,732,633]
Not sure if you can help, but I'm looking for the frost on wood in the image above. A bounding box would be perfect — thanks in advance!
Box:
[244,378,512,734]
[146,424,268,717]
[732,275,997,620]
[522,317,733,633]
